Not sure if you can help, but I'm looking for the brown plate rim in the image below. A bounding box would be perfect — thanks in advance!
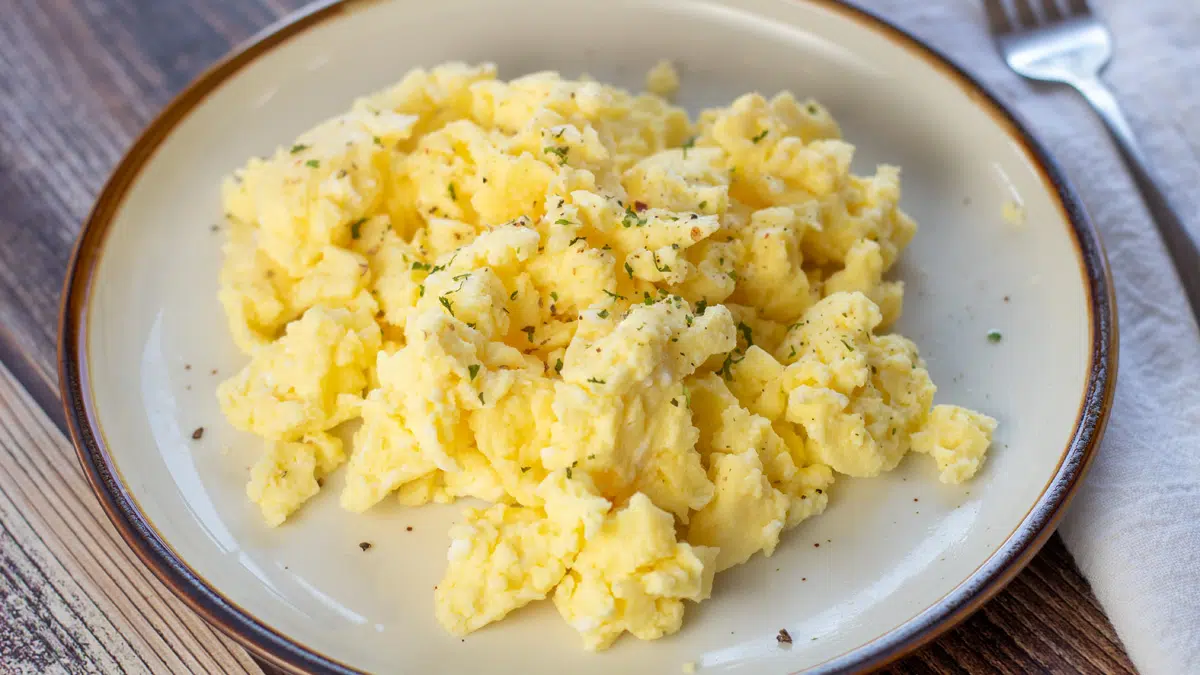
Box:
[57,0,1118,673]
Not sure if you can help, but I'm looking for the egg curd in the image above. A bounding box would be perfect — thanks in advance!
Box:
[216,62,996,651]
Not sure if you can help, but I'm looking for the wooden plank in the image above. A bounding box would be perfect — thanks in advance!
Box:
[886,535,1134,674]
[0,361,261,674]
[0,0,1135,672]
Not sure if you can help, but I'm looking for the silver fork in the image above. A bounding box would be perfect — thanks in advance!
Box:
[986,0,1200,317]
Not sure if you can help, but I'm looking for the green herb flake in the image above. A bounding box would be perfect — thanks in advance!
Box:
[522,326,536,342]
[737,321,754,346]
[622,206,647,229]
[305,159,320,168]
[624,261,634,279]
[789,345,798,359]
[554,358,564,374]
[685,314,694,327]
[544,145,569,163]
[682,385,692,407]
[587,377,606,385]
[565,467,573,479]
[555,218,572,226]
[447,182,457,201]
[438,296,455,316]
[569,236,586,247]
[652,252,671,273]
[411,261,431,272]
[987,330,1003,343]
[695,299,708,315]
[681,136,696,159]
[643,292,654,306]
[670,398,679,407]
[418,284,425,297]
[602,289,626,300]
[698,200,708,210]
[841,338,855,352]
[751,129,768,144]
[597,309,609,319]
[290,144,309,154]
[718,352,746,380]
[479,392,486,404]
[510,290,519,301]
[349,218,367,240]
[468,364,481,381]
[521,466,531,473]
[550,291,559,301]
[373,136,383,146]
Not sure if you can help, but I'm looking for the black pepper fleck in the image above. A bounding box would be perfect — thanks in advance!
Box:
[359,542,372,551]
[191,427,204,440]
[777,629,793,645]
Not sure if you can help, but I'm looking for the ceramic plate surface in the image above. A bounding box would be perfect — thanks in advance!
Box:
[60,0,1116,673]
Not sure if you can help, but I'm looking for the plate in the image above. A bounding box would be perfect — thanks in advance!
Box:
[58,0,1117,672]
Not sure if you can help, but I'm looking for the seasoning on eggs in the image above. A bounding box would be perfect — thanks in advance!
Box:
[215,61,996,650]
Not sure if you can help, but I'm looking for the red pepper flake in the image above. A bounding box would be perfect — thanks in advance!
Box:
[191,427,204,440]
[777,629,793,645]
[633,200,648,212]
[813,543,820,548]
[359,542,372,551]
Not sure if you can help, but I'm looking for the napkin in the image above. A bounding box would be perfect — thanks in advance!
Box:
[854,0,1200,672]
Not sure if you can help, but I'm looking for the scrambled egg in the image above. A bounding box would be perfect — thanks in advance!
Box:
[216,62,996,650]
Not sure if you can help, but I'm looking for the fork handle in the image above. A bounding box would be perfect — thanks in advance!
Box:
[1073,76,1200,319]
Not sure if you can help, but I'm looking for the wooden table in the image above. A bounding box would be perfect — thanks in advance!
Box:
[0,0,1136,672]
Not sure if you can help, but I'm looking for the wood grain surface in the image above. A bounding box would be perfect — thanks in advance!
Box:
[0,360,262,675]
[0,0,1134,672]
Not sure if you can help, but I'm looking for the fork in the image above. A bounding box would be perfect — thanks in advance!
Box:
[985,0,1200,318]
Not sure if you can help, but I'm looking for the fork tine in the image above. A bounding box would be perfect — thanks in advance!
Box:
[983,0,1013,34]
[1012,0,1040,27]
[1067,0,1091,15]
[1041,0,1064,21]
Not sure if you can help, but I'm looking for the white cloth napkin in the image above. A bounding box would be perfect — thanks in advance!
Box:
[857,0,1200,672]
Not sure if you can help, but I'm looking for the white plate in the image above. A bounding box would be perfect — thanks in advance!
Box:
[59,0,1117,672]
